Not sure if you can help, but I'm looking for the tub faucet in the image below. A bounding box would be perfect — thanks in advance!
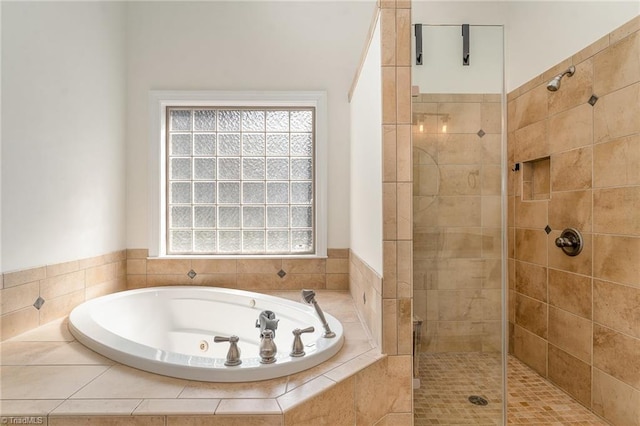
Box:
[213,335,242,366]
[290,326,315,357]
[259,329,277,364]
[256,310,279,338]
[301,289,336,338]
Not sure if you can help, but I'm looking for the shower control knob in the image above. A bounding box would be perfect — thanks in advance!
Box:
[554,228,583,257]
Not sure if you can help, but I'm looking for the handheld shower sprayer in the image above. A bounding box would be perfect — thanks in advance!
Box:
[301,289,336,338]
[547,65,575,92]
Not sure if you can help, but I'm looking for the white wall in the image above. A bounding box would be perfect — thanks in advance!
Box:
[1,2,127,272]
[350,17,383,274]
[125,1,374,250]
[412,1,639,92]
[507,1,639,90]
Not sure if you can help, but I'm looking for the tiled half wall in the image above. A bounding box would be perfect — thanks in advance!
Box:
[507,15,640,426]
[0,251,127,341]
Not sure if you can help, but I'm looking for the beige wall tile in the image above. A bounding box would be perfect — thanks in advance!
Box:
[327,248,349,259]
[39,290,85,324]
[78,254,108,270]
[1,307,40,341]
[594,30,640,96]
[548,269,592,319]
[382,299,398,355]
[549,59,594,116]
[438,197,481,227]
[436,258,483,290]
[482,135,502,166]
[146,274,192,287]
[438,133,483,165]
[127,248,149,259]
[396,183,412,240]
[511,85,548,131]
[594,82,640,143]
[594,279,640,339]
[382,66,397,124]
[548,344,592,407]
[481,196,501,228]
[438,166,481,196]
[325,259,348,274]
[354,359,389,425]
[481,101,501,134]
[1,281,39,315]
[86,280,123,300]
[387,355,412,412]
[482,228,502,260]
[593,234,640,287]
[279,273,325,290]
[542,58,574,83]
[383,183,397,240]
[550,147,592,192]
[515,293,548,338]
[191,273,236,288]
[593,324,640,390]
[169,416,282,426]
[513,325,547,376]
[86,263,116,287]
[4,267,46,288]
[383,125,397,182]
[593,187,640,236]
[397,298,412,354]
[237,259,282,274]
[326,274,348,290]
[283,377,355,426]
[41,271,85,300]
[380,9,396,66]
[127,259,147,275]
[127,275,147,289]
[396,67,411,124]
[481,165,502,195]
[548,190,592,232]
[146,259,191,275]
[396,241,411,298]
[515,198,548,229]
[383,241,397,298]
[515,261,547,302]
[190,259,237,274]
[438,290,483,321]
[610,15,640,43]
[592,367,640,426]
[438,102,481,134]
[549,104,594,154]
[50,417,165,426]
[514,120,549,163]
[46,260,80,278]
[573,35,609,64]
[548,230,592,276]
[396,124,411,182]
[515,228,547,266]
[396,8,411,66]
[593,134,640,188]
[281,259,325,274]
[548,307,592,363]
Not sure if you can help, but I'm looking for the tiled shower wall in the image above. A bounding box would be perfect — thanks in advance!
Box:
[0,251,127,341]
[413,93,503,353]
[507,16,640,426]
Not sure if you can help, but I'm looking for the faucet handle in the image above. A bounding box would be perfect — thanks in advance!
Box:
[290,326,315,357]
[214,335,241,366]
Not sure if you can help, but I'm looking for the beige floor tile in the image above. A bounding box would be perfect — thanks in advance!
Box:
[216,398,281,415]
[276,375,336,412]
[50,399,142,415]
[134,398,220,415]
[0,399,63,416]
[70,364,187,399]
[1,365,108,399]
[179,376,287,399]
[1,341,113,366]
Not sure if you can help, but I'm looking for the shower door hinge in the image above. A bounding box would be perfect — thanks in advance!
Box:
[462,24,470,66]
[415,23,423,65]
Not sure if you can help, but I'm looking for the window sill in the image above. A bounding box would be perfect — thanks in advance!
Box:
[148,254,328,260]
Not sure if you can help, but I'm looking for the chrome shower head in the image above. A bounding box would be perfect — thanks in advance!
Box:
[547,66,575,92]
[301,289,316,305]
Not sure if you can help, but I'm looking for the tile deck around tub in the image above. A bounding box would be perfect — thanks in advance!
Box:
[0,290,382,420]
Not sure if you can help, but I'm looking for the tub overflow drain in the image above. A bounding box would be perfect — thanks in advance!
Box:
[468,395,488,406]
[199,340,209,352]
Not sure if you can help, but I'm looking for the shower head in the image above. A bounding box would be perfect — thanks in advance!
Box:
[546,66,575,92]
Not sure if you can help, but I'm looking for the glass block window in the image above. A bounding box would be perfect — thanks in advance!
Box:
[166,107,315,255]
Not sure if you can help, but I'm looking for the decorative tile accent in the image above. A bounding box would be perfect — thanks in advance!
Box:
[477,129,486,138]
[277,269,287,278]
[33,297,45,310]
[187,270,197,279]
[545,225,552,234]
[588,94,599,106]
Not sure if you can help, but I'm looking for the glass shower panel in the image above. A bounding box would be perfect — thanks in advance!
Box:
[412,24,506,426]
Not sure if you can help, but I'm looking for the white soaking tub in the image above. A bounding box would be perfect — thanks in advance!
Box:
[68,286,344,382]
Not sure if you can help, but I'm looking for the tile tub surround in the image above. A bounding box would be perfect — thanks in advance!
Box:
[1,250,127,342]
[0,291,412,425]
[507,15,640,426]
[412,93,503,354]
[126,248,350,292]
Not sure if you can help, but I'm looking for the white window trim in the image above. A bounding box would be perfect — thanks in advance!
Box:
[148,90,328,258]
